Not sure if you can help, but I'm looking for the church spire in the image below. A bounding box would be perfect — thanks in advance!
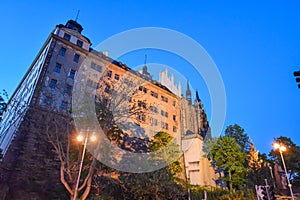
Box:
[195,90,201,102]
[186,80,192,104]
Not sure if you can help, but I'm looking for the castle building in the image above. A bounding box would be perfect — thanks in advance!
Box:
[0,20,217,198]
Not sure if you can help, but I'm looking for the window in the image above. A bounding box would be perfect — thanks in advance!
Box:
[45,96,52,105]
[150,91,158,98]
[161,110,168,118]
[161,96,168,103]
[150,117,157,126]
[59,47,66,56]
[173,126,177,132]
[139,86,147,93]
[87,79,98,89]
[69,69,76,79]
[63,33,71,41]
[124,79,133,87]
[150,106,158,113]
[189,161,200,167]
[73,54,80,63]
[107,70,112,78]
[114,74,120,80]
[161,122,168,130]
[104,86,110,93]
[54,63,61,73]
[60,101,68,109]
[137,114,146,122]
[172,101,176,107]
[91,62,102,72]
[138,101,146,109]
[65,84,72,94]
[173,115,176,121]
[141,114,146,122]
[49,79,57,88]
[76,40,83,47]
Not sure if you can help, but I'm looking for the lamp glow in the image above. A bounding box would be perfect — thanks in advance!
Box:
[280,146,287,152]
[90,134,96,142]
[273,143,280,149]
[77,134,84,142]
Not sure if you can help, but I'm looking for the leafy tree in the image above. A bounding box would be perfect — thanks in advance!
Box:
[269,136,300,183]
[149,132,183,176]
[291,173,300,187]
[116,132,185,200]
[247,152,273,190]
[225,124,250,152]
[206,136,248,190]
[247,140,261,170]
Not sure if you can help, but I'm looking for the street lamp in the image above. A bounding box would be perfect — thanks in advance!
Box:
[273,143,294,200]
[73,131,97,200]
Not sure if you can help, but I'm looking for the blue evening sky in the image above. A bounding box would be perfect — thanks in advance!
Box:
[0,1,299,154]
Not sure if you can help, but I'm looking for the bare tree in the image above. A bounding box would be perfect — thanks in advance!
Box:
[43,67,149,199]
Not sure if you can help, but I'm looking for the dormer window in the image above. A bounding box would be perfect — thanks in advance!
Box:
[76,40,83,47]
[63,33,71,41]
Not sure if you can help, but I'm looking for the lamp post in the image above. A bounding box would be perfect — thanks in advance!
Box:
[273,143,294,200]
[73,131,96,200]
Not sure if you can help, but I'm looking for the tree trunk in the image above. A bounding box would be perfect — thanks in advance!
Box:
[80,176,93,200]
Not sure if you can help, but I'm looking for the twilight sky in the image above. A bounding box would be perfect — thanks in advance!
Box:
[0,1,299,154]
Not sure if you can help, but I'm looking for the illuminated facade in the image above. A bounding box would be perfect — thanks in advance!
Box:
[0,20,217,189]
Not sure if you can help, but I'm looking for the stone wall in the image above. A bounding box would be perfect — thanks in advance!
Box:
[0,108,66,200]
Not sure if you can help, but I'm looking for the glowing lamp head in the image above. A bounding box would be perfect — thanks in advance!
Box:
[273,143,280,149]
[90,134,97,142]
[280,146,286,152]
[77,134,84,142]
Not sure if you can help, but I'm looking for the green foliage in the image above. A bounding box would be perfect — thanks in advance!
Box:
[225,124,250,152]
[149,132,182,172]
[269,136,300,186]
[291,173,300,186]
[189,186,256,200]
[206,136,248,190]
[149,131,173,151]
[219,189,256,200]
[96,132,185,199]
[247,162,273,190]
[118,168,185,200]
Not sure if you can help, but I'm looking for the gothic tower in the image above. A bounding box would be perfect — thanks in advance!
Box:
[186,81,192,104]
